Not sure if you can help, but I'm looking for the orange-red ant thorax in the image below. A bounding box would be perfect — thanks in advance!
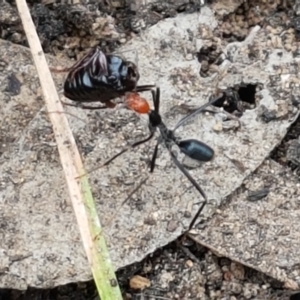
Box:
[125,92,150,114]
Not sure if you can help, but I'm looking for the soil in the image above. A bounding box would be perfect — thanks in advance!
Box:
[1,0,300,299]
[0,240,295,299]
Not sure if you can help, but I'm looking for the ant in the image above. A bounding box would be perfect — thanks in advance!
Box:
[97,88,223,230]
[51,47,155,111]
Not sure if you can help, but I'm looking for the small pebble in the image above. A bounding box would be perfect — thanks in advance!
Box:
[213,121,223,132]
[129,275,151,290]
[228,282,243,295]
[230,262,245,280]
[186,53,193,60]
[185,260,194,268]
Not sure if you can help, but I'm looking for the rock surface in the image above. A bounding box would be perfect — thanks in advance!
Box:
[0,6,299,289]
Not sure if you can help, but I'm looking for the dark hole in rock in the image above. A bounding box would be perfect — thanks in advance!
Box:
[213,84,257,115]
[238,84,256,105]
[290,292,300,300]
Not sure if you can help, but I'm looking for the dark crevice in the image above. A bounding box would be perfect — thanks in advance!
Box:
[291,292,300,300]
[213,83,257,115]
[238,84,256,105]
[271,111,300,175]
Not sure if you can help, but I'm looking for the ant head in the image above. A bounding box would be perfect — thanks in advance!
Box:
[125,93,150,114]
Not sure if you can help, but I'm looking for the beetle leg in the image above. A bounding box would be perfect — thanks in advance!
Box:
[50,66,72,73]
[61,100,114,110]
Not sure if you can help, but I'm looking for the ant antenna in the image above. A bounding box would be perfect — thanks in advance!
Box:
[173,93,224,131]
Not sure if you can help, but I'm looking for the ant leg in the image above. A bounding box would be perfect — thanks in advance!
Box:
[168,149,207,231]
[77,131,156,178]
[149,141,160,172]
[135,85,159,113]
[135,85,156,93]
[151,87,160,113]
[97,131,156,169]
[105,176,149,227]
